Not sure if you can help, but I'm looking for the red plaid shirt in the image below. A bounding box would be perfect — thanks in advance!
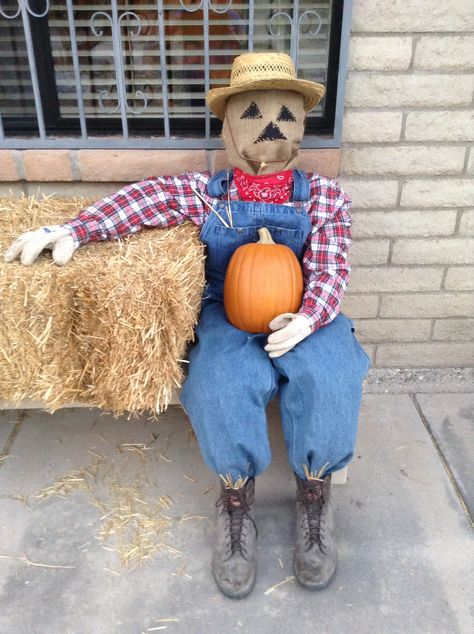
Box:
[64,171,352,333]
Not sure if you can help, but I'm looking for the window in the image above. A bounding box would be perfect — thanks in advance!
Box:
[0,0,350,148]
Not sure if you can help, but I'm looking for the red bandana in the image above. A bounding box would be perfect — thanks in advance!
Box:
[234,167,293,204]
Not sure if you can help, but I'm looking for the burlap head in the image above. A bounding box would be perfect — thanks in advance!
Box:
[222,89,305,175]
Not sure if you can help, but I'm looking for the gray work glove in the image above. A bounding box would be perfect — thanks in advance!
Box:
[4,226,77,266]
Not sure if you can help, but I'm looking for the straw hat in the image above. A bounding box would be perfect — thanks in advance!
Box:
[206,52,326,120]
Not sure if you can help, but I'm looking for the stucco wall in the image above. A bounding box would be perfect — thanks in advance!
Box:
[1,0,473,368]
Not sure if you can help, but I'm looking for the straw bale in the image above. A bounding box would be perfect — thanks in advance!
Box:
[0,195,205,414]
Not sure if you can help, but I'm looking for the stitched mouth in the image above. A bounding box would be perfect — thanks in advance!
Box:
[254,121,287,144]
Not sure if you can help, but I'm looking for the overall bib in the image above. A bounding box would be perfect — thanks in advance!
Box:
[180,170,370,481]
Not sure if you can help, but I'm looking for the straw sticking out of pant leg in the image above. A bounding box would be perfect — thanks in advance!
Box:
[0,194,206,415]
[303,462,329,481]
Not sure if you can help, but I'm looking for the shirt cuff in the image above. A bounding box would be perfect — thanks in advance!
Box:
[62,218,92,248]
[297,307,324,334]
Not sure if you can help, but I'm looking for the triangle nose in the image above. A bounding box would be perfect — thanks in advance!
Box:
[254,121,287,144]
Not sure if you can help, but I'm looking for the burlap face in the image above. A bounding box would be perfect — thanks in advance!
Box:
[222,89,305,175]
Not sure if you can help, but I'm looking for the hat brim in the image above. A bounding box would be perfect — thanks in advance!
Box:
[206,78,326,120]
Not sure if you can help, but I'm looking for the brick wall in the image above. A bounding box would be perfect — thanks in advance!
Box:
[1,0,473,368]
[338,0,474,367]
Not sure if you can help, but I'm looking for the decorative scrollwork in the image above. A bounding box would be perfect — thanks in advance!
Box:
[126,89,148,116]
[179,0,232,14]
[90,10,113,38]
[0,0,49,20]
[208,0,232,14]
[0,0,21,19]
[97,89,121,115]
[118,11,142,38]
[91,9,148,116]
[299,10,322,37]
[179,0,205,12]
[268,11,292,39]
[269,8,322,40]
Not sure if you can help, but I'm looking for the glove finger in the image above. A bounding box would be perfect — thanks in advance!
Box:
[265,331,304,353]
[269,347,291,359]
[20,233,54,266]
[267,321,300,344]
[268,312,295,331]
[52,235,76,266]
[3,232,36,262]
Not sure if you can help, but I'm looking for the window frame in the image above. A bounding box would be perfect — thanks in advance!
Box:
[0,0,353,149]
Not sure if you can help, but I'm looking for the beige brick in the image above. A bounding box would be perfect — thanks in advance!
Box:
[351,210,457,238]
[23,150,73,182]
[355,319,431,343]
[297,150,341,177]
[445,267,474,291]
[362,344,376,367]
[211,150,229,172]
[401,178,474,208]
[380,293,474,318]
[341,294,379,318]
[342,111,402,143]
[337,178,398,209]
[433,319,474,340]
[375,342,474,368]
[350,240,390,265]
[341,146,464,176]
[350,267,442,293]
[211,149,341,177]
[405,110,474,142]
[415,36,474,70]
[459,210,474,235]
[346,74,473,108]
[0,150,20,181]
[392,238,474,265]
[211,148,341,178]
[468,149,474,175]
[348,36,412,71]
[352,0,474,32]
[78,150,207,181]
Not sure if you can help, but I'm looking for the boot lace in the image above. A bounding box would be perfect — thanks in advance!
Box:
[216,486,258,559]
[300,484,325,550]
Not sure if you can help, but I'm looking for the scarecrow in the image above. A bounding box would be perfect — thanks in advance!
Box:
[5,52,370,599]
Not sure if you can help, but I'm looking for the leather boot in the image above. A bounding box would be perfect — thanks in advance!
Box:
[293,472,337,590]
[212,477,257,599]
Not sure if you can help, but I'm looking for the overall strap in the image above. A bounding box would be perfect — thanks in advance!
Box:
[207,169,232,197]
[292,169,311,202]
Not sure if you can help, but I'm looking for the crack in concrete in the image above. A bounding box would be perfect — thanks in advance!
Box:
[0,410,25,472]
[411,394,473,528]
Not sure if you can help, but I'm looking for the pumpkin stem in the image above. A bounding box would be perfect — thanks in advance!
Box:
[257,227,275,245]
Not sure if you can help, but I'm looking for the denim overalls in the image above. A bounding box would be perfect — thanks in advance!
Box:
[180,169,370,481]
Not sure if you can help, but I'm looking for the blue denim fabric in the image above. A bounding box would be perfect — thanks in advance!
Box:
[179,170,371,481]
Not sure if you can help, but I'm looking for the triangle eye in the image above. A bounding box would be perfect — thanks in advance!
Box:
[240,101,263,119]
[276,105,296,122]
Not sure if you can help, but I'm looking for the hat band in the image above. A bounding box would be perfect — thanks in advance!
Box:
[231,63,297,87]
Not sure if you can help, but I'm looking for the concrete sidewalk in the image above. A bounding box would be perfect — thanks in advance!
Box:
[0,369,473,634]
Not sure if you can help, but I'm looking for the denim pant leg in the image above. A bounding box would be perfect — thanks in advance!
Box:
[272,314,371,479]
[180,301,278,482]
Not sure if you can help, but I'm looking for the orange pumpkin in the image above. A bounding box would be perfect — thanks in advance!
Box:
[224,227,304,334]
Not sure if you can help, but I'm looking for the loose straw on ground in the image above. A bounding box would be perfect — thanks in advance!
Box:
[33,441,180,569]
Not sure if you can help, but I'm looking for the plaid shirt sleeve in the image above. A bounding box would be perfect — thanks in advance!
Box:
[62,171,211,247]
[297,175,352,333]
